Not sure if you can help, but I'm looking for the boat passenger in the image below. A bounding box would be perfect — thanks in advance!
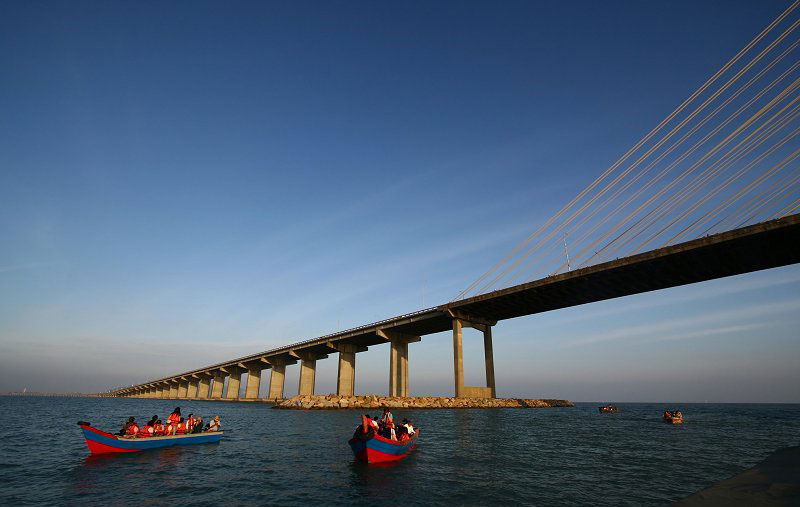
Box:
[176,417,187,435]
[168,407,181,426]
[402,419,415,435]
[192,417,204,434]
[207,415,221,432]
[137,422,155,438]
[125,419,140,438]
[186,414,195,431]
[397,426,410,443]
[380,408,394,429]
[119,416,136,436]
[164,421,176,436]
[153,420,165,436]
[148,415,158,427]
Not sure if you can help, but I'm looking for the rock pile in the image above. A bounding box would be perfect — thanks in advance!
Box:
[272,394,574,410]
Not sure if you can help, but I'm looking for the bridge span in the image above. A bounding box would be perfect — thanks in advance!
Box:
[114,214,800,400]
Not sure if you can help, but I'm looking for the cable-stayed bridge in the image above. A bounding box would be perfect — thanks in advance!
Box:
[113,2,800,400]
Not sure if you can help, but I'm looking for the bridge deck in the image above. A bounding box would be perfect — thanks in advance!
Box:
[123,214,800,389]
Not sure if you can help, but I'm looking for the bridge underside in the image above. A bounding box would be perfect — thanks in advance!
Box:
[115,214,800,399]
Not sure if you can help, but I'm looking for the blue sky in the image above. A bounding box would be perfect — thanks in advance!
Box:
[1,1,798,401]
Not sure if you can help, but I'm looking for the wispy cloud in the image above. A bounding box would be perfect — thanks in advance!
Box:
[645,323,768,343]
[0,261,60,274]
[556,298,800,349]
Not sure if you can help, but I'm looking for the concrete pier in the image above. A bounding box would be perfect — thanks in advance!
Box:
[187,378,198,398]
[177,380,188,398]
[333,342,361,397]
[298,358,317,396]
[244,362,263,399]
[211,371,225,398]
[451,315,497,398]
[225,367,242,399]
[268,361,286,399]
[197,376,211,398]
[168,382,178,398]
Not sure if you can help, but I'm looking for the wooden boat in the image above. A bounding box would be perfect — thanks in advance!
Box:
[349,429,420,464]
[598,405,618,413]
[79,422,223,455]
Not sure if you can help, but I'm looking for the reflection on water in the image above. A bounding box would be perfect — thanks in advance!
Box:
[0,397,798,506]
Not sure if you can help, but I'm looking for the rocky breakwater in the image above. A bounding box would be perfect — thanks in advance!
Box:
[272,394,574,410]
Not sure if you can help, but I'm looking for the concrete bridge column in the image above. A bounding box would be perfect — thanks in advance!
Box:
[244,361,265,400]
[177,380,188,398]
[378,330,420,397]
[450,314,497,398]
[483,325,496,398]
[211,371,226,398]
[225,367,242,399]
[187,378,199,398]
[268,361,286,400]
[168,382,178,398]
[156,385,164,398]
[336,344,357,397]
[452,318,465,398]
[197,375,211,398]
[298,358,316,396]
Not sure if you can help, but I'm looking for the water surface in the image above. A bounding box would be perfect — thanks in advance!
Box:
[0,397,797,505]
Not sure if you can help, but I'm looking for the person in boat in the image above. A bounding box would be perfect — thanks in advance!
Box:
[674,410,683,419]
[663,410,672,419]
[175,417,188,435]
[118,416,136,436]
[402,418,415,435]
[164,419,176,436]
[137,421,155,438]
[186,413,195,432]
[147,415,158,427]
[167,407,181,426]
[397,425,410,443]
[206,415,221,432]
[153,419,165,436]
[123,417,139,438]
[380,408,394,429]
[191,417,204,433]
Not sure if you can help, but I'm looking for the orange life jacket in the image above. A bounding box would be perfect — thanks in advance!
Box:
[137,425,154,438]
[168,413,180,424]
[153,424,165,435]
[176,422,187,435]
[126,423,139,436]
[187,417,195,430]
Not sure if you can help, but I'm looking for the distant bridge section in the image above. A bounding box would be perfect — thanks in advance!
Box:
[114,214,800,400]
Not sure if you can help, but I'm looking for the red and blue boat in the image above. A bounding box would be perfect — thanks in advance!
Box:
[79,422,223,455]
[348,418,420,464]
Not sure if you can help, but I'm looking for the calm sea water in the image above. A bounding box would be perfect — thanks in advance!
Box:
[0,397,797,506]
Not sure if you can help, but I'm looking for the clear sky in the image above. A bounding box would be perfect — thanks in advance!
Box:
[1,1,798,402]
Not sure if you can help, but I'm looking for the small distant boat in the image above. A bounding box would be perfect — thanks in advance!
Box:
[663,411,683,424]
[349,427,420,464]
[78,422,223,454]
[598,405,618,413]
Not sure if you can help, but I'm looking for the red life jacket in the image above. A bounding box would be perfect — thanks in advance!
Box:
[126,423,139,436]
[137,425,154,438]
[153,424,165,435]
[176,423,186,435]
[186,417,195,431]
[168,413,180,424]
